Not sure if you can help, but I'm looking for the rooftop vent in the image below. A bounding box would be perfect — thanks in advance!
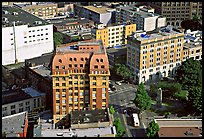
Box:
[12,12,18,16]
[3,10,9,14]
[34,21,43,25]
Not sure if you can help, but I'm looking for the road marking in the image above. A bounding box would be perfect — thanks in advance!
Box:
[122,113,132,137]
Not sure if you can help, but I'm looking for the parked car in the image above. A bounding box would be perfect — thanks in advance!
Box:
[115,81,122,86]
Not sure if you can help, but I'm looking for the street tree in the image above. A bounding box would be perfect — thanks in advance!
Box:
[113,118,126,137]
[134,83,152,112]
[146,120,160,137]
[53,32,63,46]
[113,64,132,80]
[175,58,202,90]
[109,106,115,115]
[188,86,202,113]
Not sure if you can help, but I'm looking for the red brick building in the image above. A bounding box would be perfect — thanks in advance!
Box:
[52,39,110,126]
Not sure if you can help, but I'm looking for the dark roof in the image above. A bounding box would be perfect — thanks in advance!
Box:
[2,111,27,136]
[71,109,109,124]
[10,67,26,79]
[2,6,49,27]
[107,47,127,56]
[2,89,32,105]
[25,52,54,67]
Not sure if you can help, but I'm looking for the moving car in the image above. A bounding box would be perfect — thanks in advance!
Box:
[115,81,122,86]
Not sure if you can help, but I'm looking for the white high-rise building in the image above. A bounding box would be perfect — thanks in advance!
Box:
[2,6,54,65]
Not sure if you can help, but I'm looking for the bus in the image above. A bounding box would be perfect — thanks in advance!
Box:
[132,113,140,127]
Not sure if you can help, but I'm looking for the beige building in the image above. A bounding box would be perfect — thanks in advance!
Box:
[127,26,184,84]
[92,23,136,47]
[145,2,202,26]
[116,5,166,32]
[14,2,58,19]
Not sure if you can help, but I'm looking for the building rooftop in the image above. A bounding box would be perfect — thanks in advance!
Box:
[116,5,160,18]
[2,6,49,27]
[23,87,45,97]
[2,87,45,105]
[47,18,94,27]
[56,39,105,54]
[71,109,109,125]
[107,47,127,56]
[30,65,51,80]
[84,5,114,14]
[2,111,28,136]
[155,119,202,137]
[41,126,116,137]
[14,2,56,8]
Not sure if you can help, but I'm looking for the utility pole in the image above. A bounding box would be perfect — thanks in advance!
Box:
[12,21,18,64]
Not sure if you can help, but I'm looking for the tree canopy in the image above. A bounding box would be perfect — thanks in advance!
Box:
[181,18,202,31]
[113,64,132,80]
[53,32,64,46]
[175,58,202,90]
[134,83,152,112]
[113,118,126,137]
[109,106,115,115]
[188,86,202,113]
[146,120,160,137]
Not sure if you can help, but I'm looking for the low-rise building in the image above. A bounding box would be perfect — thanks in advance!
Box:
[92,23,136,47]
[116,5,166,32]
[155,119,202,137]
[2,111,29,137]
[2,87,46,117]
[182,30,202,61]
[106,47,127,66]
[74,4,116,25]
[14,2,58,19]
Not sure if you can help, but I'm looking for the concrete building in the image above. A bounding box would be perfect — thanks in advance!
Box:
[116,5,166,32]
[2,6,54,65]
[92,23,136,47]
[127,26,184,84]
[145,2,202,27]
[74,4,115,25]
[2,87,46,117]
[52,40,110,126]
[182,30,202,61]
[107,47,127,67]
[14,2,58,19]
[2,111,29,137]
[155,119,202,137]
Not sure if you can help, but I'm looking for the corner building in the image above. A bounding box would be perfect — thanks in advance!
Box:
[127,26,184,84]
[52,40,110,125]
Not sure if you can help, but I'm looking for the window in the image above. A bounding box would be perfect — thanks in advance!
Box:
[102,82,106,85]
[101,65,105,68]
[92,93,96,97]
[102,93,106,97]
[69,81,72,85]
[94,65,98,69]
[100,59,103,62]
[26,101,30,105]
[19,108,24,112]
[74,64,77,68]
[102,76,106,80]
[93,88,96,91]
[26,106,30,112]
[74,98,78,102]
[11,110,16,115]
[62,100,66,104]
[93,82,96,85]
[56,66,59,69]
[102,88,106,92]
[62,83,66,86]
[3,107,7,111]
[80,64,83,68]
[19,103,23,107]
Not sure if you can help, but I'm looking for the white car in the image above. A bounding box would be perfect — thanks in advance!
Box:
[115,81,122,86]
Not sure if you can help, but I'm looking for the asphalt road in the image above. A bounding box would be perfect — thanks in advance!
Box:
[109,80,146,137]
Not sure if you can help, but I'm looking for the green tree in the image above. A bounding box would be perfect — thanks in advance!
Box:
[53,32,63,46]
[134,83,152,112]
[188,86,202,113]
[109,106,115,115]
[175,58,202,90]
[146,120,160,137]
[113,118,126,137]
[113,64,132,80]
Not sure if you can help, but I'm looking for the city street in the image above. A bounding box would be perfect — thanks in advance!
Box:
[108,80,146,137]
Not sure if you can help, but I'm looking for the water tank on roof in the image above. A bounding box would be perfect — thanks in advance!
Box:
[141,34,146,37]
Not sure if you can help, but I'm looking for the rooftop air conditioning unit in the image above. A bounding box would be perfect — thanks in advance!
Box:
[12,12,18,15]
[3,10,9,14]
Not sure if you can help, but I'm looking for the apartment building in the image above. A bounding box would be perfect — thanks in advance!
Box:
[52,40,110,126]
[127,26,184,84]
[145,2,202,26]
[14,2,58,19]
[74,4,115,25]
[2,87,46,117]
[2,6,54,65]
[182,30,202,61]
[116,5,166,32]
[92,23,136,47]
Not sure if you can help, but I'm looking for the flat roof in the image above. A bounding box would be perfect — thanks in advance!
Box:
[71,109,109,124]
[117,5,160,18]
[2,111,27,136]
[155,119,202,127]
[107,47,127,56]
[30,65,51,80]
[2,89,32,105]
[84,5,114,14]
[2,6,49,27]
[41,126,115,137]
[23,87,45,97]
